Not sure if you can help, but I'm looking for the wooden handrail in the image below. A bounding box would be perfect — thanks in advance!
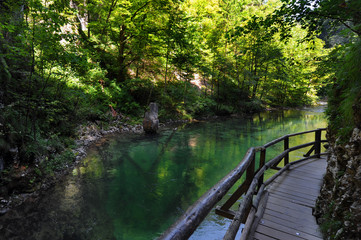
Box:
[159,148,256,240]
[159,128,327,240]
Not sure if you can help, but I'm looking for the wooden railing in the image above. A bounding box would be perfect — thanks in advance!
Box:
[159,128,328,240]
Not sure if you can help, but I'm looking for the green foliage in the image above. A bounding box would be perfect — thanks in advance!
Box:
[0,0,333,173]
[326,39,361,140]
[43,150,75,173]
[319,201,343,239]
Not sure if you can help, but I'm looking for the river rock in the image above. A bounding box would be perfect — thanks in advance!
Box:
[143,103,159,134]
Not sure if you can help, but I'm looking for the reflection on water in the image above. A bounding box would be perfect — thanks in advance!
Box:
[0,107,327,240]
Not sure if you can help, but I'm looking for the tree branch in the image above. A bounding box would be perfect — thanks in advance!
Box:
[131,1,150,21]
[101,0,118,37]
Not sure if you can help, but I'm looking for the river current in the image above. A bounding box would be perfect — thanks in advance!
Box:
[0,106,327,240]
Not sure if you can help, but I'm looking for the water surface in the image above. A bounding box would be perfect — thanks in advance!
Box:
[0,107,327,240]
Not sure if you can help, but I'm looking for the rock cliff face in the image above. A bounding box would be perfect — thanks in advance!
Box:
[315,128,361,239]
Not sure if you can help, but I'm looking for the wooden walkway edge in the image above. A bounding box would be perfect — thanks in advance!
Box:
[251,157,327,240]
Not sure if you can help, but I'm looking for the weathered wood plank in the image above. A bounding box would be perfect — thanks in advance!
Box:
[261,212,322,236]
[265,202,314,221]
[289,158,326,170]
[263,208,319,229]
[272,186,320,200]
[267,197,312,214]
[287,169,325,180]
[256,225,304,240]
[280,172,324,183]
[269,192,315,208]
[253,231,278,240]
[268,183,321,198]
[268,185,318,201]
[289,165,326,174]
[273,175,323,191]
[258,218,323,240]
[274,176,322,191]
[274,176,322,190]
[289,162,326,173]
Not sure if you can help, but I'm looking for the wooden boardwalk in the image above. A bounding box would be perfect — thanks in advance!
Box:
[252,157,327,240]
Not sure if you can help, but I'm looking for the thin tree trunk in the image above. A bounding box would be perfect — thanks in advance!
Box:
[252,54,258,99]
[259,64,268,101]
[164,36,170,93]
[117,24,127,83]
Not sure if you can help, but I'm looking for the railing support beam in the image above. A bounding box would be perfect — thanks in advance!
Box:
[258,148,266,190]
[284,136,289,165]
[315,129,322,158]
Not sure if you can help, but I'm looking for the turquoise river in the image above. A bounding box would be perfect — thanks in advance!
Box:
[0,106,327,240]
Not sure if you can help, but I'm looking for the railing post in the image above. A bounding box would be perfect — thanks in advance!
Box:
[242,153,255,223]
[315,129,321,158]
[258,148,266,190]
[284,136,289,165]
[216,149,256,219]
[246,154,255,183]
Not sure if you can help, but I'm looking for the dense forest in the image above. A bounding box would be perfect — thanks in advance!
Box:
[0,0,329,171]
[1,0,361,237]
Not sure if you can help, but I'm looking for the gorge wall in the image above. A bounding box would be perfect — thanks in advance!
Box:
[315,128,361,239]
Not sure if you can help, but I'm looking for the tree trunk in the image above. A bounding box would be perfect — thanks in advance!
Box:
[251,51,259,99]
[164,36,170,93]
[117,24,127,83]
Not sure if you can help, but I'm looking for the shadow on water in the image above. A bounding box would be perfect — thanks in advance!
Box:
[0,107,327,240]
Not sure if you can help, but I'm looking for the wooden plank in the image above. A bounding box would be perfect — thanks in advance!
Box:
[269,192,315,208]
[273,178,321,193]
[267,197,312,213]
[273,176,322,191]
[274,175,322,191]
[255,224,304,240]
[280,169,324,181]
[265,202,313,221]
[290,160,326,171]
[288,169,325,180]
[271,181,321,195]
[290,163,326,173]
[259,216,322,239]
[272,182,321,195]
[291,165,326,173]
[253,231,278,240]
[262,211,320,234]
[281,171,324,182]
[289,166,325,174]
[268,185,318,202]
[290,163,326,172]
[258,218,323,240]
[269,188,314,202]
[289,168,325,176]
[268,182,321,198]
[263,208,317,228]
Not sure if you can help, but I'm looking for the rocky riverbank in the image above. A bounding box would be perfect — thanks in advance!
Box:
[0,118,144,216]
[0,115,194,216]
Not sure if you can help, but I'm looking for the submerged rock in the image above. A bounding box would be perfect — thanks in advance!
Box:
[143,103,159,134]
